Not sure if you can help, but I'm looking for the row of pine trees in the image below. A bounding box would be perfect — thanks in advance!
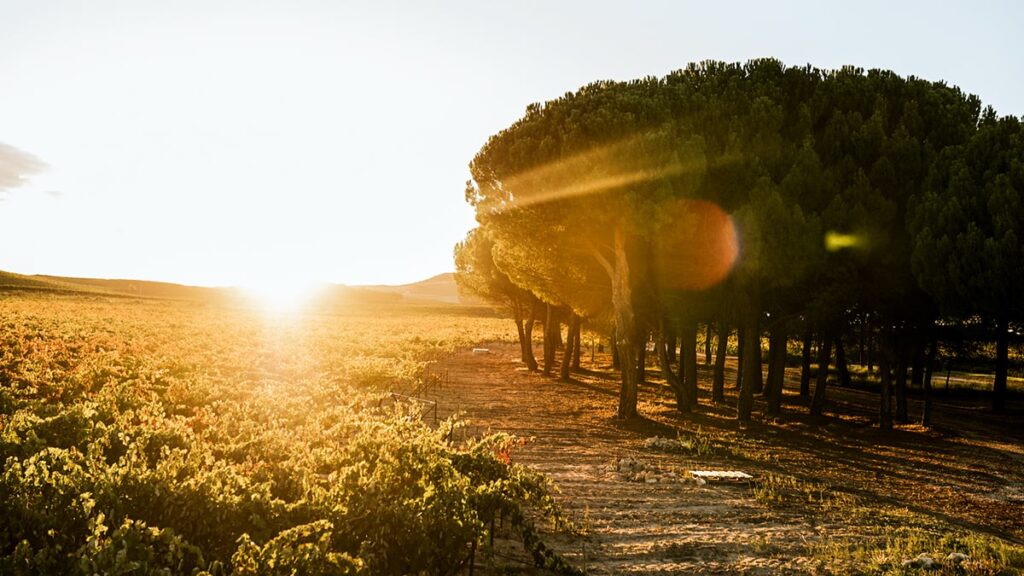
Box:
[456,59,1022,427]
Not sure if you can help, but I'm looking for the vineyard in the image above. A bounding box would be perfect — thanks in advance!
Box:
[0,292,579,575]
[2,291,1023,575]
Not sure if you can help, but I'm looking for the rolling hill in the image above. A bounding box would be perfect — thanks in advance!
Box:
[361,273,477,304]
[0,270,475,306]
[0,270,230,301]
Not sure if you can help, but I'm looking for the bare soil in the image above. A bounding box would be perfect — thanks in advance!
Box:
[426,343,1024,575]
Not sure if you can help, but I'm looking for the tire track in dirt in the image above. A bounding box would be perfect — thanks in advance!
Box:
[430,343,815,575]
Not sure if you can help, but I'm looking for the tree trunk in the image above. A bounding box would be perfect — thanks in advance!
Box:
[611,327,621,370]
[922,336,937,427]
[799,330,813,397]
[895,335,909,423]
[712,320,728,403]
[760,328,770,399]
[765,324,787,417]
[571,320,582,370]
[560,315,580,381]
[522,304,539,371]
[994,316,1009,413]
[665,321,677,364]
[637,333,647,384]
[879,330,893,431]
[737,298,760,423]
[542,303,557,376]
[610,225,639,419]
[658,317,689,411]
[681,318,699,408]
[866,320,874,374]
[910,335,925,388]
[835,336,851,388]
[735,326,745,390]
[810,328,832,416]
[761,324,776,399]
[704,323,713,366]
[515,317,527,367]
[858,318,866,367]
[751,328,764,395]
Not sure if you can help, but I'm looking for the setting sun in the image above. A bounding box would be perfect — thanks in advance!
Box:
[242,274,326,312]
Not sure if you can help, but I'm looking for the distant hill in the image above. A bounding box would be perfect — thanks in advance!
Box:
[0,271,70,292]
[1,269,480,307]
[361,273,478,304]
[0,270,119,295]
[0,270,231,302]
[34,275,231,301]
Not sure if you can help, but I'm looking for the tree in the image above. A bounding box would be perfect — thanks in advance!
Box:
[467,82,706,418]
[911,113,1023,412]
[454,227,541,370]
[465,59,986,424]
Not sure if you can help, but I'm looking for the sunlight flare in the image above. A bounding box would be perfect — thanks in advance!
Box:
[486,133,712,210]
[241,273,326,313]
[825,231,865,251]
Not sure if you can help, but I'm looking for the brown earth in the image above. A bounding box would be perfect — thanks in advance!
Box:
[422,343,1024,575]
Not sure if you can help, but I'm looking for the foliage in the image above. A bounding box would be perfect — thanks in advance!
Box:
[911,113,1023,321]
[464,58,992,419]
[0,294,576,574]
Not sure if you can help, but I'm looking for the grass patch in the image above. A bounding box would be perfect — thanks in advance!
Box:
[812,528,1024,575]
[750,474,1024,574]
[750,473,858,512]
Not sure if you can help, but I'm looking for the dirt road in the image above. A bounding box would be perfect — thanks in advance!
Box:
[427,343,1024,574]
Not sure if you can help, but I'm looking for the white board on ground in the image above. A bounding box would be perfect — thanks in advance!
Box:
[690,470,753,480]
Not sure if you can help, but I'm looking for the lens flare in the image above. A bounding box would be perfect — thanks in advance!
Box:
[488,132,712,210]
[655,199,738,291]
[825,231,864,251]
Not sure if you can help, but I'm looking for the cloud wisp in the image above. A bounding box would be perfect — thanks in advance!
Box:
[0,143,47,194]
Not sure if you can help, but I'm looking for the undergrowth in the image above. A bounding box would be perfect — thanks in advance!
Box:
[750,472,1024,575]
[0,294,580,575]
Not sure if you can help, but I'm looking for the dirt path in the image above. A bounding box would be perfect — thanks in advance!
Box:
[429,344,816,574]
[426,343,1024,575]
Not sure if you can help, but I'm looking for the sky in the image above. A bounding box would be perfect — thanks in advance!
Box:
[0,1,1021,288]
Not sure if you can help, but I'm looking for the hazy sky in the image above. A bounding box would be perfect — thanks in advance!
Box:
[1,1,1020,287]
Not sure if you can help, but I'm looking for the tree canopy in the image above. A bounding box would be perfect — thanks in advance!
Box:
[463,58,1018,421]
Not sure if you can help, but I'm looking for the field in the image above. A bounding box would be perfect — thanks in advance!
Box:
[1,291,1023,575]
[0,292,577,575]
